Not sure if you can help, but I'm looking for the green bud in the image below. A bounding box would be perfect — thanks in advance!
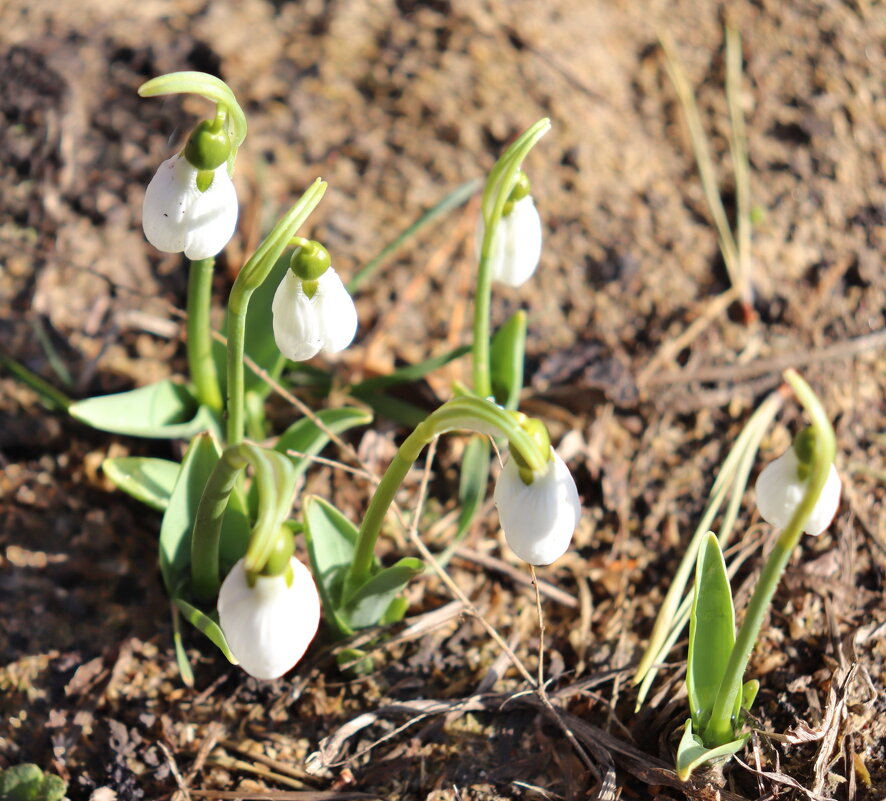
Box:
[262,526,295,578]
[507,413,552,485]
[184,118,232,172]
[503,171,532,216]
[290,239,331,283]
[793,426,816,481]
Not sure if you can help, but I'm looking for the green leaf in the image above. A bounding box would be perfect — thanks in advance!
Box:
[742,679,759,713]
[276,407,373,478]
[302,496,359,636]
[0,764,67,801]
[102,457,181,511]
[351,345,470,395]
[356,392,427,428]
[342,557,424,630]
[218,482,251,571]
[687,532,735,730]
[173,597,237,663]
[490,310,527,410]
[171,603,196,687]
[70,380,218,439]
[348,179,481,292]
[675,718,748,781]
[159,433,220,594]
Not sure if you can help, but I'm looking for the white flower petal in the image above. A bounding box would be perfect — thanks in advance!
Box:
[493,447,581,565]
[272,270,323,361]
[755,447,842,536]
[315,269,358,353]
[218,556,321,680]
[479,195,543,288]
[142,154,238,260]
[272,267,358,361]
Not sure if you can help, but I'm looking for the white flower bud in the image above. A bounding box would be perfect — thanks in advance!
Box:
[493,447,581,565]
[479,195,543,287]
[142,154,238,260]
[755,447,842,536]
[217,556,321,680]
[272,267,358,361]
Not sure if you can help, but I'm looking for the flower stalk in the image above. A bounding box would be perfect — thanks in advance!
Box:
[702,368,836,745]
[186,257,223,412]
[472,119,550,398]
[225,179,327,445]
[341,397,550,602]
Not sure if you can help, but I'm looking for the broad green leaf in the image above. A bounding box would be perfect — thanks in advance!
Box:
[70,380,217,439]
[382,596,410,624]
[159,433,220,594]
[276,407,372,478]
[174,597,237,663]
[342,557,424,630]
[302,495,359,636]
[490,310,526,410]
[218,482,251,571]
[102,457,181,511]
[687,532,735,730]
[675,718,748,781]
[0,764,66,801]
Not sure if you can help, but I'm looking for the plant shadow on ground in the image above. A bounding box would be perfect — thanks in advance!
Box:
[1,0,884,799]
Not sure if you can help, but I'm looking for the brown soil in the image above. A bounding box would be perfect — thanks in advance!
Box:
[1,1,884,799]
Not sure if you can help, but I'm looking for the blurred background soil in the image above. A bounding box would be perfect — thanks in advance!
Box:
[1,0,884,799]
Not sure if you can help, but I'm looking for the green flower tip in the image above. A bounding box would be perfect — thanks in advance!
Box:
[290,239,331,282]
[502,171,531,217]
[508,412,552,484]
[262,526,296,579]
[184,118,232,172]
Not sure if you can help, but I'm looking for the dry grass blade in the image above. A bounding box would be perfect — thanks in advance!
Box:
[659,31,748,306]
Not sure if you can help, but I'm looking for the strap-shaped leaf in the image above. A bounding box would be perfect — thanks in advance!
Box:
[276,407,372,478]
[452,435,491,548]
[102,457,181,511]
[302,495,359,636]
[159,433,220,593]
[490,310,527,410]
[342,557,424,630]
[70,380,217,439]
[687,532,735,729]
[173,597,237,663]
[675,718,748,781]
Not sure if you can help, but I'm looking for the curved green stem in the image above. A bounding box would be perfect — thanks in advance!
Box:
[703,369,836,745]
[225,179,327,445]
[342,397,548,602]
[472,119,550,398]
[187,258,223,412]
[190,443,297,601]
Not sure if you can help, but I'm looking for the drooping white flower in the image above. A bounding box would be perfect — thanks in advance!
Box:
[142,154,238,260]
[272,266,358,361]
[217,556,321,680]
[480,195,543,287]
[493,447,581,565]
[755,447,842,536]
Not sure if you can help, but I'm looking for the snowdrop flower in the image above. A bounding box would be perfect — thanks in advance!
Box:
[272,239,358,361]
[493,447,581,565]
[479,173,543,288]
[755,436,841,536]
[218,556,321,680]
[142,119,238,260]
